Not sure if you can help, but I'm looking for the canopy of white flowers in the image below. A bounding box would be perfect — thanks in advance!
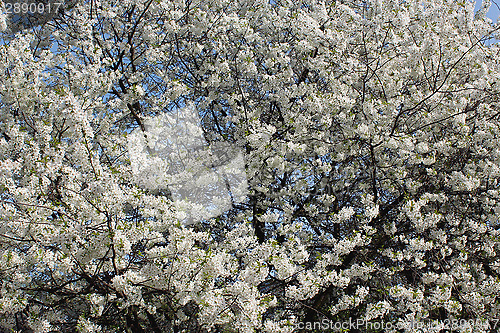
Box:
[0,0,500,332]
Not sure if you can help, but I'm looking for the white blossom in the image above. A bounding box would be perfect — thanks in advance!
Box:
[0,0,499,331]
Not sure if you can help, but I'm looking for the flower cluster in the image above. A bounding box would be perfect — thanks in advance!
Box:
[0,0,499,332]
